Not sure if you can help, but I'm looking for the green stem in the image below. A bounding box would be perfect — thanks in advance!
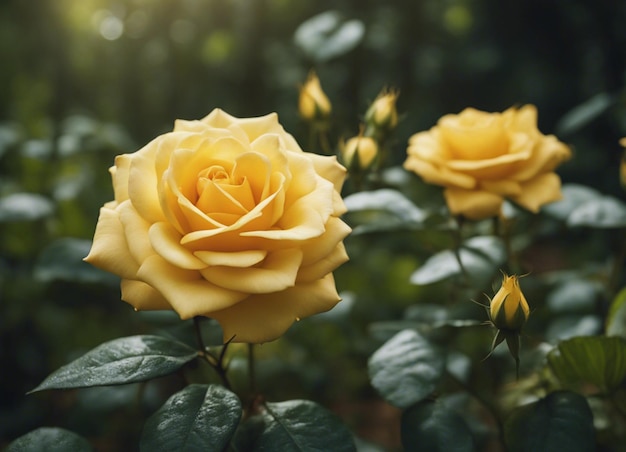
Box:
[194,317,233,391]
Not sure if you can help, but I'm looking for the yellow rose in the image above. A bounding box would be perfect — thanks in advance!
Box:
[298,71,332,122]
[489,273,530,331]
[342,136,379,170]
[85,109,351,343]
[404,105,571,219]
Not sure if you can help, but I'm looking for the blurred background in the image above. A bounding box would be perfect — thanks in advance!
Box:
[1,0,626,450]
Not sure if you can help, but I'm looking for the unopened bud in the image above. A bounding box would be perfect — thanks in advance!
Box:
[299,71,331,122]
[342,136,379,170]
[489,273,530,331]
[365,89,399,132]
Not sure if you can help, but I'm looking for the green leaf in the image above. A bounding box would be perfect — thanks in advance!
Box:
[7,427,93,452]
[555,92,615,136]
[0,193,54,222]
[345,189,426,222]
[30,335,198,392]
[410,235,505,286]
[607,287,626,337]
[542,184,600,221]
[401,400,475,452]
[368,329,446,408]
[505,391,595,452]
[566,195,626,228]
[233,400,356,452]
[547,335,626,393]
[294,11,365,62]
[140,384,241,452]
[34,238,118,285]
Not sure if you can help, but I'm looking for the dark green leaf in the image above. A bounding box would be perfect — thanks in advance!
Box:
[233,399,356,452]
[555,92,615,136]
[140,384,241,452]
[547,335,626,393]
[410,235,505,286]
[401,400,475,452]
[7,427,93,452]
[0,193,54,222]
[294,11,365,62]
[566,195,626,228]
[30,335,197,391]
[607,287,626,338]
[345,188,426,222]
[34,238,118,285]
[505,391,595,452]
[542,184,600,221]
[368,329,446,408]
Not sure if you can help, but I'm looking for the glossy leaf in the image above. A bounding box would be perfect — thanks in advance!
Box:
[401,400,475,452]
[0,193,54,222]
[547,335,626,393]
[140,384,241,452]
[233,400,356,451]
[294,11,365,62]
[566,195,626,228]
[7,427,93,452]
[30,335,198,392]
[345,188,426,222]
[410,235,505,286]
[555,92,615,136]
[542,184,600,221]
[607,287,626,337]
[505,391,595,452]
[34,238,118,285]
[368,329,446,408]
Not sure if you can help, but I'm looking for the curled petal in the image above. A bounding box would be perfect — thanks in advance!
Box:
[510,173,564,212]
[296,242,349,283]
[84,207,139,279]
[149,222,207,269]
[444,187,503,219]
[200,249,303,293]
[210,273,341,343]
[137,255,247,317]
[120,279,171,311]
[194,249,267,267]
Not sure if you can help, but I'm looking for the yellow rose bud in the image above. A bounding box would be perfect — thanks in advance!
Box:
[489,273,530,331]
[342,136,379,170]
[365,89,399,131]
[299,71,331,122]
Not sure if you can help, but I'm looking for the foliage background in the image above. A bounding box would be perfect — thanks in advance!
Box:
[1,0,626,450]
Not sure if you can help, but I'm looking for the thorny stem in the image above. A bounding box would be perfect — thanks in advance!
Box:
[193,316,233,391]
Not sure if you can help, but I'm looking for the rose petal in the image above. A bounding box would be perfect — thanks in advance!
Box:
[200,248,303,293]
[210,273,341,343]
[479,179,522,196]
[137,255,247,317]
[111,154,131,204]
[84,207,139,279]
[511,135,571,181]
[510,172,564,212]
[439,110,508,160]
[149,222,207,269]
[307,153,348,194]
[120,279,171,311]
[296,242,349,283]
[444,187,504,219]
[118,200,155,263]
[300,216,352,266]
[403,157,476,189]
[194,249,267,267]
[128,140,167,223]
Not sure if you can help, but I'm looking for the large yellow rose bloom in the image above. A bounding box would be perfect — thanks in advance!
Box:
[85,109,351,343]
[404,105,571,219]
